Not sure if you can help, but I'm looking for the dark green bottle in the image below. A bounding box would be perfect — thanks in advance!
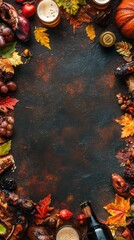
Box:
[80,201,114,240]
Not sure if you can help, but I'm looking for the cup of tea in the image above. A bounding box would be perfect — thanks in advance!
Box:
[37,0,61,27]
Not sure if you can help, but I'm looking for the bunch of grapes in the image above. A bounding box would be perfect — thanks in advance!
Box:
[0,116,14,138]
[0,23,14,48]
[0,80,17,94]
[124,165,134,182]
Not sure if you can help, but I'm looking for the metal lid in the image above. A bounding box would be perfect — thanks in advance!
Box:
[99,31,116,47]
[80,200,91,209]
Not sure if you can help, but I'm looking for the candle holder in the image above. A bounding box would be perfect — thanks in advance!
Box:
[37,0,61,27]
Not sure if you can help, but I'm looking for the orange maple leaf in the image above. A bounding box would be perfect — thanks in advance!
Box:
[104,194,130,227]
[115,114,134,138]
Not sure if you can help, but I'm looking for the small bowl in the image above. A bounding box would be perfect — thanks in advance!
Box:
[37,0,61,27]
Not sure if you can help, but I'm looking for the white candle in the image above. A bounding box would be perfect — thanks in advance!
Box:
[37,0,59,23]
[56,226,80,240]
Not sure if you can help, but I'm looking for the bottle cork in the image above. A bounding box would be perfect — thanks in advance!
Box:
[99,31,116,47]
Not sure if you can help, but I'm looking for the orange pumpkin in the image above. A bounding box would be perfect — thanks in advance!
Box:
[115,0,134,39]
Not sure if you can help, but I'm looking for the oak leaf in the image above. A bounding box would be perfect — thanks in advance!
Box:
[104,194,130,227]
[0,140,11,157]
[86,25,96,41]
[115,41,132,57]
[8,52,23,67]
[34,27,51,50]
[115,114,134,138]
[35,194,54,219]
[0,97,19,112]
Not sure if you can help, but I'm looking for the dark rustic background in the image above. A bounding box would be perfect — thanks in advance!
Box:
[2,0,131,236]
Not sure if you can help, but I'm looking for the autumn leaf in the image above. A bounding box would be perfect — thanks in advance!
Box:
[34,27,51,50]
[86,25,96,41]
[62,4,92,32]
[0,58,14,75]
[0,140,11,157]
[0,97,19,112]
[35,194,54,219]
[56,0,86,15]
[104,194,130,227]
[115,41,132,57]
[0,42,16,58]
[115,114,134,138]
[8,52,23,67]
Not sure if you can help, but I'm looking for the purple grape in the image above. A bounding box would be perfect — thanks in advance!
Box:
[2,27,11,36]
[7,81,17,92]
[0,35,6,47]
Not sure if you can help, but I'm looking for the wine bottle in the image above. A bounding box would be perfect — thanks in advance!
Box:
[80,200,114,240]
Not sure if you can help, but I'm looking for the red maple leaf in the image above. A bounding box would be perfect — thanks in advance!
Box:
[0,97,19,112]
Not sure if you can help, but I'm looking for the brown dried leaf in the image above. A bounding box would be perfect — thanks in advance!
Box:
[86,25,96,41]
[64,4,92,32]
[115,41,132,57]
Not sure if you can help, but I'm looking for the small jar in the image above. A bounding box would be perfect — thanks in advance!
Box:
[99,31,116,47]
[92,0,111,10]
[37,0,61,27]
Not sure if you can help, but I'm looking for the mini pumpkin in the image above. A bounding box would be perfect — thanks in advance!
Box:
[115,0,134,39]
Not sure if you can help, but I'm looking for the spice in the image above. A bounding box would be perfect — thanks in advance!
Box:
[99,31,116,47]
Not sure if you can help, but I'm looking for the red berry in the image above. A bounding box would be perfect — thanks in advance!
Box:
[77,214,85,221]
[22,4,36,18]
[59,209,73,220]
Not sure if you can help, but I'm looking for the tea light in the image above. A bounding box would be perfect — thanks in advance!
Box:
[56,226,80,240]
[92,0,111,9]
[37,0,61,27]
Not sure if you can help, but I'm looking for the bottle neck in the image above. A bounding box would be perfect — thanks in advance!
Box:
[82,202,100,227]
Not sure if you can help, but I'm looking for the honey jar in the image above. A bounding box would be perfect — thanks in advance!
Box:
[37,0,61,27]
[92,0,111,10]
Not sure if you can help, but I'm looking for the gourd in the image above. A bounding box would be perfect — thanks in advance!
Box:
[115,0,134,39]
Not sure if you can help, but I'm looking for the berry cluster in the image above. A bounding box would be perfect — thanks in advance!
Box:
[124,165,134,182]
[0,23,14,48]
[116,93,134,116]
[0,116,15,138]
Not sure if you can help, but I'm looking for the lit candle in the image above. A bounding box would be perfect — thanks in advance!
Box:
[56,226,80,240]
[92,0,111,10]
[37,0,61,27]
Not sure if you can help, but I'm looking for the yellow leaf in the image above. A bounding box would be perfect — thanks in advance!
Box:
[104,194,130,227]
[34,27,51,50]
[115,41,132,57]
[86,25,96,41]
[115,114,134,138]
[8,52,23,67]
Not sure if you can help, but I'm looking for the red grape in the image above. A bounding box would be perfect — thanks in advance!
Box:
[0,128,6,136]
[0,84,8,93]
[7,116,15,124]
[2,28,11,36]
[6,124,13,131]
[1,121,8,128]
[7,81,17,92]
